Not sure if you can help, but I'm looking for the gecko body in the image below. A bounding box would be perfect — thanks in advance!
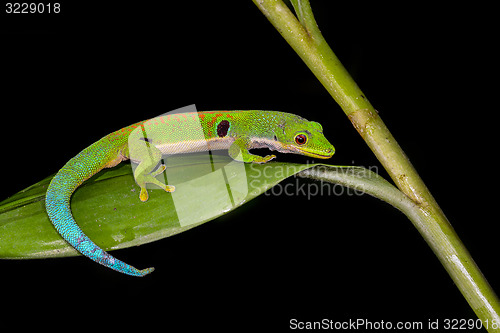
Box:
[45,111,335,276]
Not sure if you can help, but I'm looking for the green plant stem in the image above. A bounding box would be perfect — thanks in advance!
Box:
[253,0,500,328]
[300,166,500,329]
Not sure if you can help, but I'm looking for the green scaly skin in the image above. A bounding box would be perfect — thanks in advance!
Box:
[45,111,335,276]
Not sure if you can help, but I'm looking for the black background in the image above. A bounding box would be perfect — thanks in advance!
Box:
[1,1,498,331]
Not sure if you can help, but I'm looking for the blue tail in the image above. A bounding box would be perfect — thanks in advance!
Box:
[45,167,154,277]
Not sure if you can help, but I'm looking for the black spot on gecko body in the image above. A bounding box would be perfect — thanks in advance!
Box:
[217,120,230,137]
[139,137,152,143]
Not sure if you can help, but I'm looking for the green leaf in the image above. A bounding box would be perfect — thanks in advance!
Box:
[0,154,315,258]
[0,153,407,260]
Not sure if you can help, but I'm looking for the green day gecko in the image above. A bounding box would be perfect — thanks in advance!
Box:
[45,111,335,276]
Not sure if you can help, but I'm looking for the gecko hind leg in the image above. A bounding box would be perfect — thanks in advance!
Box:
[130,141,175,201]
[135,162,175,202]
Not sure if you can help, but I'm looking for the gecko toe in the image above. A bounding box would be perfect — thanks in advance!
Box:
[139,188,149,202]
[150,164,167,177]
[254,154,276,164]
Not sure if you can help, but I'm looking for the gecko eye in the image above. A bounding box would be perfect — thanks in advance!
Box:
[294,134,307,145]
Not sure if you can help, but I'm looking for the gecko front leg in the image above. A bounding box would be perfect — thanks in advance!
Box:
[228,137,276,163]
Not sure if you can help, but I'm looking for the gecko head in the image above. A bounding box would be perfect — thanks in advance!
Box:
[274,115,335,159]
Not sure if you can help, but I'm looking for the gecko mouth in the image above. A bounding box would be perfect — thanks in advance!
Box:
[296,147,335,159]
